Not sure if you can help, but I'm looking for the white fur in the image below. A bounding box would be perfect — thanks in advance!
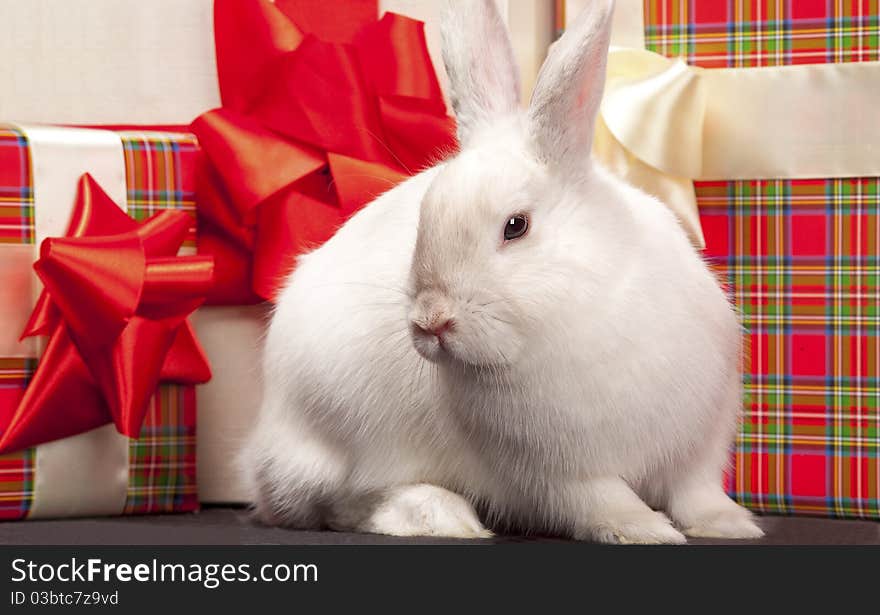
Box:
[241,0,762,543]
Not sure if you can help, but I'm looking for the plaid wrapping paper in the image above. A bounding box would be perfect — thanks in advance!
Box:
[644,0,880,67]
[0,126,33,245]
[644,2,880,519]
[0,127,199,519]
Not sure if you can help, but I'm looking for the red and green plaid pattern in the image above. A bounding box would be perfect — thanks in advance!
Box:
[0,125,33,245]
[0,128,199,519]
[642,2,880,519]
[124,384,198,514]
[120,131,199,248]
[644,0,880,68]
[0,126,38,519]
[703,180,879,518]
[0,359,36,519]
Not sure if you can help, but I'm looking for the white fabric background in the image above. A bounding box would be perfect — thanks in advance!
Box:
[0,0,220,124]
[0,0,554,124]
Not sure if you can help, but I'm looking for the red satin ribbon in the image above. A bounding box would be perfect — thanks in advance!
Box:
[0,174,214,454]
[192,0,456,304]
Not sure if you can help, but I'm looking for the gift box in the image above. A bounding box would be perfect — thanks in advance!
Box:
[577,0,880,519]
[0,124,207,519]
[673,3,879,520]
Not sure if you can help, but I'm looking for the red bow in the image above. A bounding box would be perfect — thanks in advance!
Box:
[191,0,457,304]
[0,174,214,454]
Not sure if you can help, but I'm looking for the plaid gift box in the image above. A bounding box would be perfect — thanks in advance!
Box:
[0,126,199,519]
[642,1,880,519]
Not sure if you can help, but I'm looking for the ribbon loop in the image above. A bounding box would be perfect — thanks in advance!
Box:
[602,49,705,179]
[35,233,145,348]
[136,210,195,257]
[141,255,216,321]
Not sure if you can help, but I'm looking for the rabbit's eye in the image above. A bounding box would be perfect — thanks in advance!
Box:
[504,214,529,241]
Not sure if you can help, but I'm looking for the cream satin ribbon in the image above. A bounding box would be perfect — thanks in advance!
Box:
[594,47,880,249]
[3,124,131,519]
[590,0,880,248]
[594,48,707,247]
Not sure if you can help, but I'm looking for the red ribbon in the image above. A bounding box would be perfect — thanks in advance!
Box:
[191,0,456,304]
[0,174,214,454]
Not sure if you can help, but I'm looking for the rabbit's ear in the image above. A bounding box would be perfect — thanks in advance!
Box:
[441,0,521,146]
[528,0,614,175]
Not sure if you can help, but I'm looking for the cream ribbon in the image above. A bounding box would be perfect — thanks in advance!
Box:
[8,124,131,519]
[594,48,707,246]
[593,1,880,248]
[596,50,880,248]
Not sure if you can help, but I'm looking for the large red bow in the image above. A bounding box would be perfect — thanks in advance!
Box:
[0,174,214,454]
[191,0,457,304]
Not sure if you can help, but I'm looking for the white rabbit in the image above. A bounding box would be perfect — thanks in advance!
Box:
[240,0,763,543]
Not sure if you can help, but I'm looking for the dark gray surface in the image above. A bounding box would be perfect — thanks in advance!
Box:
[1,507,878,545]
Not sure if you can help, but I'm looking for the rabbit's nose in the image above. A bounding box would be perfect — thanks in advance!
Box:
[414,316,455,339]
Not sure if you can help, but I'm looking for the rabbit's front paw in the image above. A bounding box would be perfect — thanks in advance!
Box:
[585,510,687,545]
[362,484,493,539]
